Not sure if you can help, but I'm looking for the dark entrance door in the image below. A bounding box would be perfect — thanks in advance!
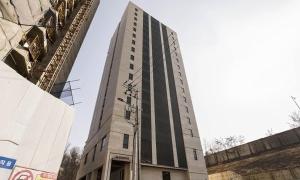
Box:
[110,160,126,180]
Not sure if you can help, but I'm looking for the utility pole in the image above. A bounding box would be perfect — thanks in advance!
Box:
[118,81,140,180]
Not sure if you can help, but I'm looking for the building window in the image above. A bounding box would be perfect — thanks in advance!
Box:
[127,96,131,105]
[134,17,137,21]
[123,134,129,149]
[125,110,131,120]
[130,63,134,70]
[84,153,88,164]
[189,129,193,137]
[133,22,137,26]
[129,73,133,80]
[130,54,134,60]
[132,40,135,45]
[176,58,179,62]
[133,27,136,32]
[97,168,102,180]
[131,47,135,52]
[134,12,138,16]
[185,106,189,113]
[177,64,180,69]
[92,144,97,161]
[183,96,187,103]
[135,8,138,11]
[100,135,107,151]
[180,79,183,85]
[178,72,181,77]
[133,33,136,38]
[181,87,185,93]
[193,149,198,160]
[162,171,170,180]
[187,117,191,124]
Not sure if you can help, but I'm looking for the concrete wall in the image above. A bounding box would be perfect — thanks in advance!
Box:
[205,127,300,167]
[206,128,300,180]
[0,61,74,179]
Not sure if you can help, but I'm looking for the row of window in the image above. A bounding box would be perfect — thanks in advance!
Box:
[84,135,107,165]
[83,133,130,165]
[169,32,199,161]
[125,11,139,120]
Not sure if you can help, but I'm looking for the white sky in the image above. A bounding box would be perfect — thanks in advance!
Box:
[68,0,300,148]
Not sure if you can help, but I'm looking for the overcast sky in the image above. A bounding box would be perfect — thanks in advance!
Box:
[68,0,300,149]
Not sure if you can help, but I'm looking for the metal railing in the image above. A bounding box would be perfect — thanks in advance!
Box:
[37,0,94,92]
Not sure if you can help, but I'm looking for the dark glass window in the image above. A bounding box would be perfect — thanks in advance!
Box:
[92,144,97,161]
[84,153,88,164]
[134,17,137,21]
[130,63,134,70]
[162,171,170,180]
[183,96,187,103]
[162,24,187,168]
[134,22,137,26]
[132,40,135,45]
[152,17,174,167]
[178,72,181,77]
[131,47,135,52]
[100,135,107,151]
[185,106,189,113]
[135,12,138,16]
[193,149,198,160]
[133,27,136,32]
[125,110,131,120]
[190,129,193,137]
[135,8,138,11]
[127,96,131,105]
[123,134,129,149]
[130,55,135,60]
[96,168,102,180]
[187,117,191,124]
[133,33,136,38]
[141,12,152,164]
[129,73,133,80]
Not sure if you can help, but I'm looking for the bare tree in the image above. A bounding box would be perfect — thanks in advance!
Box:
[265,129,274,136]
[205,135,245,155]
[289,112,300,128]
[58,146,81,180]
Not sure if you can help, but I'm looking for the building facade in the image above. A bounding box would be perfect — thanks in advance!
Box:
[0,0,100,179]
[76,2,207,180]
[0,0,100,93]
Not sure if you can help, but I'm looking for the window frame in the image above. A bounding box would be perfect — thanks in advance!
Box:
[130,63,134,70]
[193,149,198,160]
[123,134,129,149]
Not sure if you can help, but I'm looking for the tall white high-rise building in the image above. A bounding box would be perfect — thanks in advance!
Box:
[77,2,208,180]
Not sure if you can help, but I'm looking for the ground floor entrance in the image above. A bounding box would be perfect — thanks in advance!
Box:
[110,160,130,180]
